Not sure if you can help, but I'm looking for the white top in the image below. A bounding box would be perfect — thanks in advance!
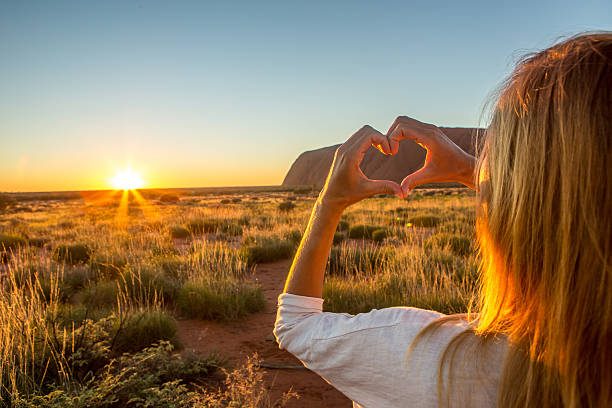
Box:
[274,293,507,408]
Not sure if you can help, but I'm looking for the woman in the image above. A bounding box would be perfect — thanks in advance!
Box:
[274,32,611,407]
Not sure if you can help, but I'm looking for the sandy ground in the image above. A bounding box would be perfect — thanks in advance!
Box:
[176,260,352,407]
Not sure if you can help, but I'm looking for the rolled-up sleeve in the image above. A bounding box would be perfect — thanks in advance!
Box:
[273,293,451,407]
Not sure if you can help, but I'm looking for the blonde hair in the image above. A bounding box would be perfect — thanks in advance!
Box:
[475,32,612,407]
[408,32,612,408]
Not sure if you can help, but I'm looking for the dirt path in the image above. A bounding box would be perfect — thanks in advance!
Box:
[176,260,352,407]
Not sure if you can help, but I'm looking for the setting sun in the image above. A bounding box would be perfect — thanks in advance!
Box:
[111,168,144,190]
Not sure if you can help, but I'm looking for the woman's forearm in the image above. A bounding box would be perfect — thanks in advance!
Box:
[283,198,343,298]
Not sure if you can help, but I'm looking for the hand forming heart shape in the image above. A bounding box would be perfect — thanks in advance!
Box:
[319,116,476,211]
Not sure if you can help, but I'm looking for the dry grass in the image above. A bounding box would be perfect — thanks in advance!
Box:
[0,187,476,405]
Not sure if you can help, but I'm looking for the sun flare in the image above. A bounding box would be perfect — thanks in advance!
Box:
[111,168,144,190]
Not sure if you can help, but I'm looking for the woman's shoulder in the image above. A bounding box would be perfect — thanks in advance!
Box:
[275,293,506,407]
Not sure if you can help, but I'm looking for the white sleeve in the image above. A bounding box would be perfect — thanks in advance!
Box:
[273,293,449,408]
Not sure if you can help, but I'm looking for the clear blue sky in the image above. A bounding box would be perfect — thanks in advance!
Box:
[1,1,610,191]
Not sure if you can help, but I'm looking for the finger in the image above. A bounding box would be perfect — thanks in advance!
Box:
[364,179,403,198]
[387,117,438,153]
[400,166,437,195]
[345,126,392,164]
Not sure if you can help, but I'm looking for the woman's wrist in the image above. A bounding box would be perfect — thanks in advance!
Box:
[456,153,476,190]
[315,194,346,221]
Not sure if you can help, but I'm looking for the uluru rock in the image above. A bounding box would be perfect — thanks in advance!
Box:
[282,127,484,188]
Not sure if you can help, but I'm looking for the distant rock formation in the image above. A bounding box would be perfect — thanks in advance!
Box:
[282,127,484,188]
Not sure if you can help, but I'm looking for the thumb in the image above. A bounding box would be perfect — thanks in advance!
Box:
[365,179,403,198]
[400,166,436,195]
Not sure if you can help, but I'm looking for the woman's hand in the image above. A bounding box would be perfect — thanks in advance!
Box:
[319,125,404,212]
[386,116,477,193]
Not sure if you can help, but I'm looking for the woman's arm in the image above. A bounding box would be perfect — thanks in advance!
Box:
[283,125,403,297]
[282,118,477,297]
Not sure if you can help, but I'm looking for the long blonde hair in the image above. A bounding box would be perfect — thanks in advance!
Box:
[475,32,612,407]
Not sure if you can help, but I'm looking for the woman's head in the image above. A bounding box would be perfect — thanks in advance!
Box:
[476,32,612,407]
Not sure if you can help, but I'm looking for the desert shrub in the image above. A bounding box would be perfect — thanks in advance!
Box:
[0,233,27,251]
[91,252,128,279]
[177,280,265,320]
[347,224,380,239]
[371,228,388,242]
[333,232,346,245]
[408,215,441,228]
[155,256,188,280]
[12,341,223,408]
[220,199,231,204]
[425,233,473,257]
[236,215,250,226]
[327,245,395,276]
[231,197,242,203]
[27,237,50,248]
[82,281,119,308]
[187,219,220,234]
[52,244,92,265]
[113,310,180,354]
[120,268,181,305]
[220,222,243,236]
[159,193,180,203]
[283,229,302,246]
[241,238,295,265]
[203,354,297,407]
[253,215,273,229]
[63,266,96,292]
[336,220,349,232]
[170,226,190,239]
[278,201,296,212]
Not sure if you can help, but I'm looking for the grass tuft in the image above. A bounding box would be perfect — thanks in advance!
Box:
[52,244,92,264]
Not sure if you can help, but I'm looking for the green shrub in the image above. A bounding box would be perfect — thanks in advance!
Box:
[371,228,388,242]
[113,310,180,354]
[0,233,27,251]
[408,215,441,228]
[278,201,296,212]
[13,341,223,408]
[283,229,302,246]
[120,268,181,304]
[27,237,50,248]
[347,224,380,239]
[332,232,346,245]
[241,238,295,265]
[52,244,92,264]
[425,233,473,257]
[82,281,119,308]
[90,252,128,279]
[177,280,265,320]
[170,226,190,239]
[337,220,350,232]
[63,266,96,292]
